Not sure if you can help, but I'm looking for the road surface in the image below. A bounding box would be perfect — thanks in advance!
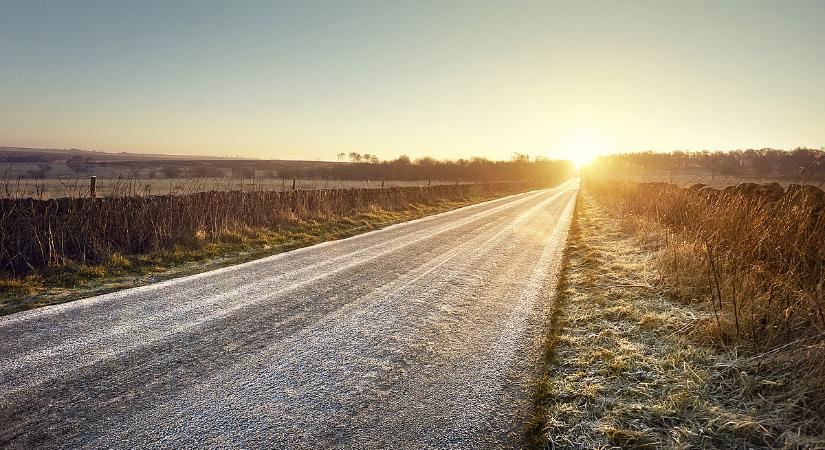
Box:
[0,180,578,449]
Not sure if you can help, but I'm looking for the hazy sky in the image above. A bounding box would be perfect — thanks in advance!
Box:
[1,0,824,161]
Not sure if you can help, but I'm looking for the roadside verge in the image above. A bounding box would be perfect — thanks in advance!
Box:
[1,185,541,315]
[527,193,823,449]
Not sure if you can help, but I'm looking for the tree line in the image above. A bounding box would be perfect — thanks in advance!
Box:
[593,148,824,178]
[278,154,575,183]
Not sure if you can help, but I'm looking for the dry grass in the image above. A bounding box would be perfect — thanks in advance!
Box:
[585,176,825,347]
[0,190,523,315]
[527,194,825,449]
[1,182,542,276]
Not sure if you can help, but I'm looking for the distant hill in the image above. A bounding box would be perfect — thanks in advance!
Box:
[0,146,345,179]
[0,147,249,162]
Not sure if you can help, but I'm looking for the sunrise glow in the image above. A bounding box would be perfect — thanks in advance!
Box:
[558,133,616,169]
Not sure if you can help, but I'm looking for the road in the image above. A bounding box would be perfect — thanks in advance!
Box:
[0,180,578,449]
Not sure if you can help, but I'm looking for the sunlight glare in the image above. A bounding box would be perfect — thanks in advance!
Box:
[559,133,615,168]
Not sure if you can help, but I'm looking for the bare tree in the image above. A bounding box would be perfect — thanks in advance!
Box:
[65,156,93,174]
[26,163,53,179]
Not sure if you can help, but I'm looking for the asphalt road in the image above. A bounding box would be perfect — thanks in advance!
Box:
[0,180,578,449]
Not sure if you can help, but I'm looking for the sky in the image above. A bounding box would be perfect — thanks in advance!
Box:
[1,0,824,162]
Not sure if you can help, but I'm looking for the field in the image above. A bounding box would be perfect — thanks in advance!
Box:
[2,177,471,199]
[584,167,825,188]
[1,147,575,199]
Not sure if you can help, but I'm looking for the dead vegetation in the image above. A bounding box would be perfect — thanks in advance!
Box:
[528,194,825,449]
[1,182,540,275]
[0,180,555,314]
[584,178,825,350]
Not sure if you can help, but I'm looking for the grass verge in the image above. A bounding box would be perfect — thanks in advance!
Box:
[0,196,497,316]
[527,193,825,449]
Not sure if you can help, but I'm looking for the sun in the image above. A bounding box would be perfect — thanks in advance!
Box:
[558,133,615,169]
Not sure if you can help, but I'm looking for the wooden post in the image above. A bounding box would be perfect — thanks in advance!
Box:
[381,178,385,188]
[292,177,296,190]
[427,179,431,187]
[90,176,97,198]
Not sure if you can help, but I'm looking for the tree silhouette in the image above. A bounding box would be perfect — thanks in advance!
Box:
[65,156,93,174]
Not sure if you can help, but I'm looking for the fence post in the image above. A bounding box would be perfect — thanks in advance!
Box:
[381,178,385,188]
[292,177,297,190]
[427,179,431,187]
[90,176,97,198]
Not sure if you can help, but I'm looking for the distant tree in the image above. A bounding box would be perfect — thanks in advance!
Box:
[336,152,346,162]
[348,152,363,163]
[65,156,93,174]
[511,153,530,162]
[415,156,437,166]
[25,163,53,179]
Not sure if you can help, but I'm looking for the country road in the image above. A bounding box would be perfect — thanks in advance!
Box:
[0,180,578,449]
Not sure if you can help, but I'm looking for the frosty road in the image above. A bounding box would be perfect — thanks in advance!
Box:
[0,180,578,448]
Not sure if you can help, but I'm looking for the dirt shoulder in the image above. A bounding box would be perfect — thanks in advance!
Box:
[527,194,824,449]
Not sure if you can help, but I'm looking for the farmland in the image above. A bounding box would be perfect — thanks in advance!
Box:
[0,150,573,315]
[2,147,574,198]
[2,177,471,200]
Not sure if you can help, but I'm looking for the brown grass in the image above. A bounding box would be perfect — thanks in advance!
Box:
[584,176,825,347]
[579,174,825,444]
[528,194,825,449]
[0,182,556,315]
[1,181,546,276]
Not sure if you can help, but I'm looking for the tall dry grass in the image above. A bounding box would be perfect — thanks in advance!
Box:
[586,177,824,345]
[0,179,547,276]
[585,175,825,427]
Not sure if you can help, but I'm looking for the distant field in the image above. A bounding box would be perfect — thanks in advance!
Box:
[1,177,472,199]
[1,147,572,198]
[590,168,825,188]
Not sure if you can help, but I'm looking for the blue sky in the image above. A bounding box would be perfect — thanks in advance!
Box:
[1,0,824,160]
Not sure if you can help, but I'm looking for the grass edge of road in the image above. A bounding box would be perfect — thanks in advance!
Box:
[0,192,519,316]
[525,193,825,449]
